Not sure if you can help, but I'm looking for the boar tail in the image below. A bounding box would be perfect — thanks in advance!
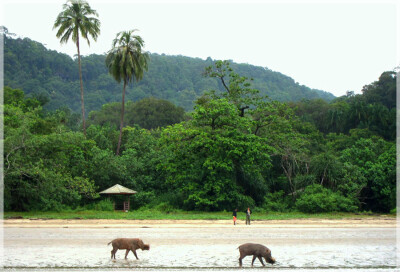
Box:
[107,241,112,246]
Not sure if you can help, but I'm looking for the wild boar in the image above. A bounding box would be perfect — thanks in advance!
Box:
[238,243,276,267]
[108,238,150,259]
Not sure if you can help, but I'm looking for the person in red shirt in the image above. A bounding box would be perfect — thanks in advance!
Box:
[232,209,238,225]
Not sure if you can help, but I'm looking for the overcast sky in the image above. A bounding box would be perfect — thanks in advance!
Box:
[1,0,398,97]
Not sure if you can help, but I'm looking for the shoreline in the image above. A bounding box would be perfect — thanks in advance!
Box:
[2,217,396,228]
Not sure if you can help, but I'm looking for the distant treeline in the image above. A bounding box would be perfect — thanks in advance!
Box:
[4,34,334,113]
[4,59,395,213]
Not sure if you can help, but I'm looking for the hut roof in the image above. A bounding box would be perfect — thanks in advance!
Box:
[99,184,137,195]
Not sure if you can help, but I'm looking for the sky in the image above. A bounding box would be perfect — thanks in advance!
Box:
[1,0,398,97]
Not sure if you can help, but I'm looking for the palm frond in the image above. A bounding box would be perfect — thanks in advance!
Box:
[53,0,100,47]
[106,29,149,85]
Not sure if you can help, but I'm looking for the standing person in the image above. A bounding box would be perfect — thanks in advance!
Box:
[245,207,252,225]
[232,209,238,225]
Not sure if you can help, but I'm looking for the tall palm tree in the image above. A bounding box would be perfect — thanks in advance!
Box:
[106,30,149,155]
[53,0,100,137]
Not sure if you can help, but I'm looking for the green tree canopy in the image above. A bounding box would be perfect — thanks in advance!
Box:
[88,97,185,130]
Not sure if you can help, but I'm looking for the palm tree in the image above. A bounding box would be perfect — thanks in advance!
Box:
[106,30,149,155]
[53,0,100,137]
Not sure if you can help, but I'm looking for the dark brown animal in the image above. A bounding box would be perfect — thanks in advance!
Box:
[238,243,276,267]
[108,238,150,259]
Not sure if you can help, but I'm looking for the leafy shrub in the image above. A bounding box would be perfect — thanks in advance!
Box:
[94,199,114,211]
[293,175,316,190]
[233,194,256,211]
[131,191,156,209]
[295,184,358,213]
[251,206,265,213]
[263,190,291,212]
[157,192,185,209]
[153,202,176,213]
[38,199,69,212]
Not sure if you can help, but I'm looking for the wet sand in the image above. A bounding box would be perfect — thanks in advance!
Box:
[3,225,397,269]
[2,217,397,271]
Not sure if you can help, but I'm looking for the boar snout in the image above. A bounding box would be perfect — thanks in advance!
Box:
[143,244,150,250]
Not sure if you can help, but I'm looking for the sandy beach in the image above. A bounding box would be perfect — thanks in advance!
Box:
[3,216,396,228]
[3,216,397,270]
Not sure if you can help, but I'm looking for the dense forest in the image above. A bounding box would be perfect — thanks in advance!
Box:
[4,49,396,214]
[4,33,334,113]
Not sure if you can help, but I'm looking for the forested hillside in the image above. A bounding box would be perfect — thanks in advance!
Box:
[4,34,334,113]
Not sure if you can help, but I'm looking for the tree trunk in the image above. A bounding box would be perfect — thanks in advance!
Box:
[76,37,86,137]
[281,156,296,202]
[116,81,126,155]
[320,167,327,185]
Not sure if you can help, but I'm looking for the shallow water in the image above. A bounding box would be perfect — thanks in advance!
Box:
[3,226,397,271]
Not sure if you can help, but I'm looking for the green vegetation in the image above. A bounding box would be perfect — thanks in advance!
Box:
[3,21,395,216]
[87,97,186,130]
[3,60,395,214]
[289,72,396,142]
[295,184,358,213]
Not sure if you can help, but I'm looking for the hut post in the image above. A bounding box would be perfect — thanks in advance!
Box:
[124,195,130,212]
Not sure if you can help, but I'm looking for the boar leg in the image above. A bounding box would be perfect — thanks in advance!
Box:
[239,256,243,267]
[125,249,130,259]
[111,248,117,259]
[258,256,265,266]
[251,255,257,266]
[239,251,247,267]
[132,249,139,260]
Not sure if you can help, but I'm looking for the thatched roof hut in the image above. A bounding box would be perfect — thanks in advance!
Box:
[99,184,137,211]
